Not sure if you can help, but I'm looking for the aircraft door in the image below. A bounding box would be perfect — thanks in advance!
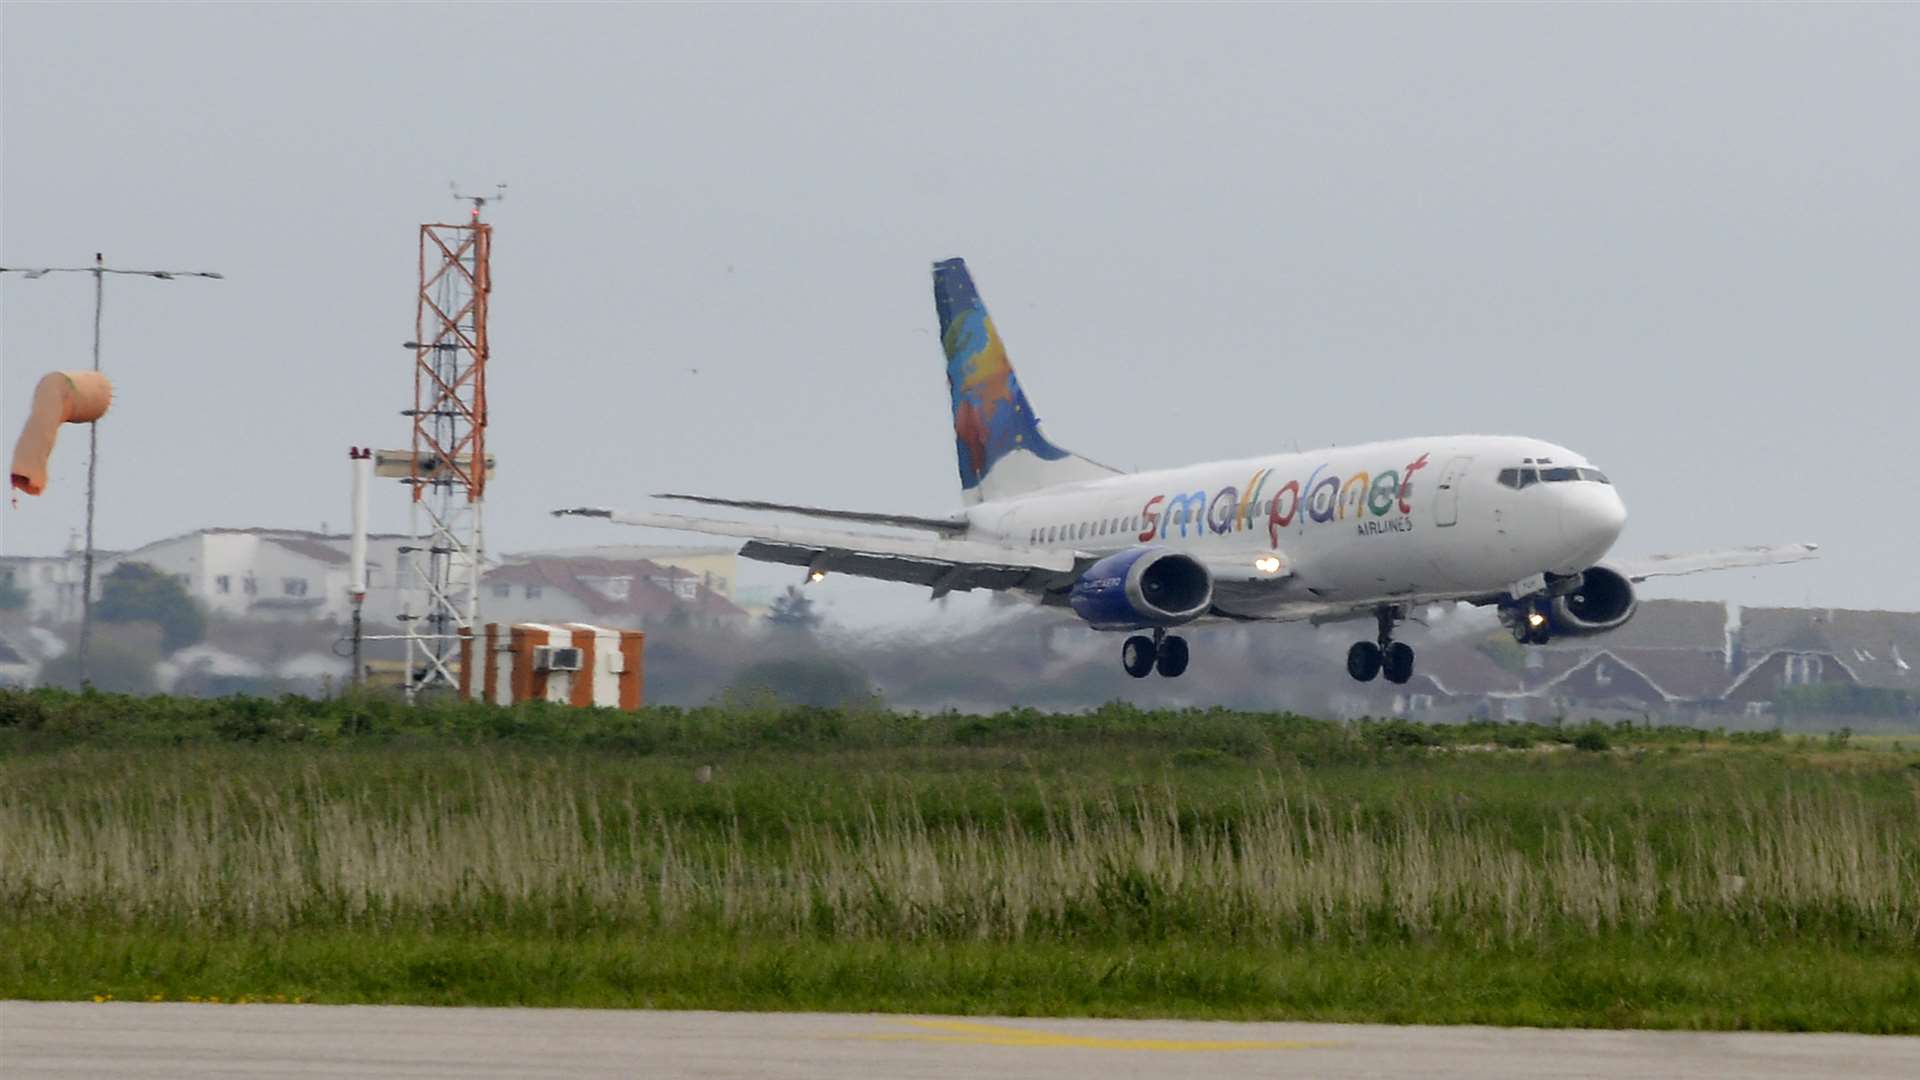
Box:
[1433,456,1472,527]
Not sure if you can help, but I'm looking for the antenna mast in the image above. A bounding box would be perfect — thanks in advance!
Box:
[399,185,502,700]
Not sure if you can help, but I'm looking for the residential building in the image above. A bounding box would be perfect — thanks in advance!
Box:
[0,535,92,624]
[1723,607,1920,712]
[4,527,420,628]
[479,555,748,630]
[0,632,36,687]
[500,545,740,602]
[1396,600,1920,724]
[102,528,396,624]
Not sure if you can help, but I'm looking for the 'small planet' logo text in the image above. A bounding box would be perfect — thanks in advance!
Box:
[1136,453,1431,546]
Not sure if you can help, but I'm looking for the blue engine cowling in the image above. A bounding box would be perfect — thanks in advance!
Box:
[1068,547,1213,631]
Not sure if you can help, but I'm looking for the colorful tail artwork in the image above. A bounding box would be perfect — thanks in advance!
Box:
[932,258,1118,504]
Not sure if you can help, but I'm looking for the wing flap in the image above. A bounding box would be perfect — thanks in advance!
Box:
[653,493,967,536]
[554,506,1077,594]
[1607,542,1820,582]
[739,541,1054,592]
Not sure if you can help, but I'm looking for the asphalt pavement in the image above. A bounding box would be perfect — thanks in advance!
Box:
[4,1002,1916,1079]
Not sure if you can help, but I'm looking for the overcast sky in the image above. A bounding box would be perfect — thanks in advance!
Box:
[3,4,1915,618]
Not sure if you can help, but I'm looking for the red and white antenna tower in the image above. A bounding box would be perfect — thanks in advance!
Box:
[399,184,502,700]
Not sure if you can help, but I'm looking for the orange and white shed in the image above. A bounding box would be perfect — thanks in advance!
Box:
[461,622,644,710]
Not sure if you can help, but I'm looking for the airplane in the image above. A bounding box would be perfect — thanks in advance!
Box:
[556,258,1816,684]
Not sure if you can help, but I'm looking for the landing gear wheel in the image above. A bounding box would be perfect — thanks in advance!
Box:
[1383,641,1415,684]
[1511,606,1553,645]
[1122,635,1157,678]
[1155,635,1190,678]
[1347,641,1382,682]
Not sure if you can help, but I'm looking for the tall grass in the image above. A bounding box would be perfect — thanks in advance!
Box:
[5,751,1915,948]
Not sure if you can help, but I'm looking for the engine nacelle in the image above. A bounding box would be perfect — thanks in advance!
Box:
[1068,547,1213,631]
[1547,565,1638,636]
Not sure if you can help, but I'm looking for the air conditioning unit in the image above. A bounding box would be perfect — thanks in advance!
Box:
[533,645,583,673]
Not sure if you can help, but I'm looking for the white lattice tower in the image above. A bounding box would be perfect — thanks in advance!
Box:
[400,202,492,700]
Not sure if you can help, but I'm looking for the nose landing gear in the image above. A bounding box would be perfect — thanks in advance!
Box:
[1348,606,1415,684]
[1122,628,1190,679]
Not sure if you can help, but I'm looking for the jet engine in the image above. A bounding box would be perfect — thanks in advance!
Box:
[1547,565,1638,636]
[1068,547,1213,631]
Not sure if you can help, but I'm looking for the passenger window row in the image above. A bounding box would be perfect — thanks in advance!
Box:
[1029,515,1143,546]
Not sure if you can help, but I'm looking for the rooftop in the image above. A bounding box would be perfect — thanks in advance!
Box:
[262,536,352,566]
[485,556,746,622]
[113,526,409,562]
[500,544,735,563]
[1738,607,1920,690]
[1542,599,1730,652]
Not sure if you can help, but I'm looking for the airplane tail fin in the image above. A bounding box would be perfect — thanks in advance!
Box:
[932,258,1118,504]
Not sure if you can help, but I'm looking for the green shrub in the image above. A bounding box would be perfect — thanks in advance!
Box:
[36,636,160,695]
[0,691,49,728]
[96,562,206,652]
[1362,719,1438,749]
[727,657,872,707]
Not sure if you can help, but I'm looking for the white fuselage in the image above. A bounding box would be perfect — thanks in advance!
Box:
[966,435,1629,620]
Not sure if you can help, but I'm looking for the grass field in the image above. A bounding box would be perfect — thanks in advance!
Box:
[4,688,1919,1030]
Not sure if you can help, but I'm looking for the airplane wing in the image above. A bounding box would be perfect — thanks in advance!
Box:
[553,507,1082,598]
[1606,542,1819,582]
[651,493,967,536]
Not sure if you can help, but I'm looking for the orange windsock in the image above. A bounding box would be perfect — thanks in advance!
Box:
[10,371,113,496]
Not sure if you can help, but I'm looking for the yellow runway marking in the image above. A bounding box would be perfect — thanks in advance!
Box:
[851,1018,1338,1052]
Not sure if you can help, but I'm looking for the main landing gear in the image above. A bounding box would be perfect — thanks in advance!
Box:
[1122,628,1189,679]
[1347,605,1414,685]
[1508,600,1553,645]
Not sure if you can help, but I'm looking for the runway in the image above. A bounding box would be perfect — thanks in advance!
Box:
[4,1002,1916,1078]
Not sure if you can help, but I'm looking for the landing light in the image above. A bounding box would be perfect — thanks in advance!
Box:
[1526,611,1547,629]
[808,571,827,584]
[1254,556,1282,574]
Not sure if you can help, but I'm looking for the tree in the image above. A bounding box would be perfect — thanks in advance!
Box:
[765,585,822,632]
[0,575,25,612]
[96,562,206,652]
[37,633,158,694]
[727,656,872,707]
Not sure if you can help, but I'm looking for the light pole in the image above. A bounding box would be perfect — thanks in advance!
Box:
[0,254,223,683]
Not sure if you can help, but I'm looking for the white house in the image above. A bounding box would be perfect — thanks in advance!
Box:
[0,632,38,687]
[476,555,748,631]
[96,529,370,624]
[0,536,92,624]
[3,531,745,636]
[500,545,741,602]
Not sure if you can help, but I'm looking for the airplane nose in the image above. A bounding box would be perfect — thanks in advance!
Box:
[1559,484,1628,565]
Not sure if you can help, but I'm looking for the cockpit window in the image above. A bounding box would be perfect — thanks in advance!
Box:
[1539,466,1611,484]
[1503,464,1611,488]
[1505,463,1612,484]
